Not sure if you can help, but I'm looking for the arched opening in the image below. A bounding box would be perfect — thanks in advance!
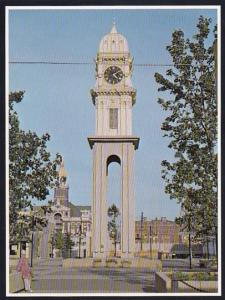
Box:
[106,155,121,174]
[54,213,62,232]
[106,155,121,257]
[54,213,62,221]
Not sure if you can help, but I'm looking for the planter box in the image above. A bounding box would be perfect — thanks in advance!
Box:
[178,280,218,293]
[121,260,132,268]
[199,259,217,269]
[155,272,172,292]
[92,259,104,268]
[155,272,218,293]
[105,260,119,268]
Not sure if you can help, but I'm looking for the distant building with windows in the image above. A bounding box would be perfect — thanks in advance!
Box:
[135,216,183,258]
[30,160,92,259]
[9,160,190,260]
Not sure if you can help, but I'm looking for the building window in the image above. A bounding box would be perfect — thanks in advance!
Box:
[109,108,118,129]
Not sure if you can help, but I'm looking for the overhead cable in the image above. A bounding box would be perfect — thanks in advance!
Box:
[9,61,191,67]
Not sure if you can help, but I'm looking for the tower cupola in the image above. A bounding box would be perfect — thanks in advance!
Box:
[99,23,129,54]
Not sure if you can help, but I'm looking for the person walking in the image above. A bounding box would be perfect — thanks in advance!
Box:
[16,250,32,292]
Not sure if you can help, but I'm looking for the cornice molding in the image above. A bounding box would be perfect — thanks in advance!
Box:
[87,136,140,150]
[90,88,136,105]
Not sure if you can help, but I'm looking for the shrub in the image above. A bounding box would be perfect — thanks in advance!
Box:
[106,258,117,264]
[93,258,102,263]
[121,260,131,264]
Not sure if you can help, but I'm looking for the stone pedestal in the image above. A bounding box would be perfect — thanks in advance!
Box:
[88,136,139,260]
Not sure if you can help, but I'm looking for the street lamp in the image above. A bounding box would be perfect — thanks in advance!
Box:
[76,217,85,259]
[49,235,55,258]
[20,237,29,258]
[111,230,118,257]
[140,212,144,252]
[149,225,152,259]
[19,215,30,258]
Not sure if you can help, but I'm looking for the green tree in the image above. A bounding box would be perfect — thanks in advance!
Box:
[13,203,53,244]
[108,204,120,257]
[54,230,64,256]
[154,17,217,250]
[62,233,75,258]
[9,91,61,242]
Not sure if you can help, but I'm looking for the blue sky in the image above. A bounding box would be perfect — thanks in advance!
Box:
[8,8,217,221]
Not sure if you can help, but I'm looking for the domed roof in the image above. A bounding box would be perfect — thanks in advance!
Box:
[99,23,129,53]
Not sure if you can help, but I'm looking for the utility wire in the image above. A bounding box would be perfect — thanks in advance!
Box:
[9,61,93,65]
[9,61,191,67]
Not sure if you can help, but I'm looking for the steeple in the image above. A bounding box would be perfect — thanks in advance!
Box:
[58,159,67,186]
[110,21,117,34]
[54,158,69,207]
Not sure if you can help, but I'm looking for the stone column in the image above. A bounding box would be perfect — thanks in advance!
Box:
[128,144,135,256]
[92,144,108,258]
[68,222,71,233]
[92,145,99,257]
[121,143,135,258]
[121,143,128,256]
[101,146,108,258]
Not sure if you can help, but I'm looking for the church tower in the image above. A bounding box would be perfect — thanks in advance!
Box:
[53,159,69,207]
[88,24,139,259]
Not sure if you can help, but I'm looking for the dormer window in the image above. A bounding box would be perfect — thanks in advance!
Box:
[112,40,116,51]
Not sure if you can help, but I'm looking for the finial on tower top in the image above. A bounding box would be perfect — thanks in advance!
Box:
[110,20,117,34]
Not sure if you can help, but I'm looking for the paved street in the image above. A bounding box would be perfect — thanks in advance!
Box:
[28,258,156,293]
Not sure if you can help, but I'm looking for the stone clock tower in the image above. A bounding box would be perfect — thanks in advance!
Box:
[88,23,139,259]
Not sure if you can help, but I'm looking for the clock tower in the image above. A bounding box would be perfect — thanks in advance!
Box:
[88,23,139,259]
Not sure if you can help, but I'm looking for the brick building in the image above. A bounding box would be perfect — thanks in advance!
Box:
[135,216,182,258]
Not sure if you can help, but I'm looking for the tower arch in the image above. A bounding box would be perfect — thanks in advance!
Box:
[106,154,121,174]
[106,155,122,256]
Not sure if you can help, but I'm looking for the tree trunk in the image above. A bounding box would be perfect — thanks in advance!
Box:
[114,240,117,257]
[206,237,210,259]
[188,218,192,269]
[215,229,218,260]
[30,232,34,267]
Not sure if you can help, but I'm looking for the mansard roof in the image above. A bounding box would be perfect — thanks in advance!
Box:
[68,202,91,217]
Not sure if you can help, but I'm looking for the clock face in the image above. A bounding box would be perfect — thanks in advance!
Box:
[104,66,124,84]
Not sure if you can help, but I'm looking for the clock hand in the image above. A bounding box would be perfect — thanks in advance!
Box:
[113,73,119,79]
[114,70,122,76]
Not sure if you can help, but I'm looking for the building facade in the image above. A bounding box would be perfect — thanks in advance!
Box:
[31,160,92,259]
[135,217,182,258]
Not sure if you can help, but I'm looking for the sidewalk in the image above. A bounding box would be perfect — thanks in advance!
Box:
[28,257,156,293]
